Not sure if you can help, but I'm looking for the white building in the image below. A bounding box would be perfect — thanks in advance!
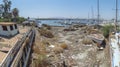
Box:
[0,22,19,37]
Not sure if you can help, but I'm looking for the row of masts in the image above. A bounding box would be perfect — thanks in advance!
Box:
[89,0,118,25]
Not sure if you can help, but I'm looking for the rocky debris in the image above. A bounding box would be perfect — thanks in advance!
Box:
[0,37,5,42]
[29,26,110,67]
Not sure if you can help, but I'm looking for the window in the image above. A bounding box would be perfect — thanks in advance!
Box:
[2,26,8,31]
[10,25,13,30]
[14,24,17,29]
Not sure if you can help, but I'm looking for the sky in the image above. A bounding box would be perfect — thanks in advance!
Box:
[1,0,120,19]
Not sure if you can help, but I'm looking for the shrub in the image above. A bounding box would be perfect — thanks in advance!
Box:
[82,38,93,45]
[53,46,63,54]
[38,54,46,64]
[101,24,114,38]
[42,24,51,30]
[0,18,11,22]
[25,38,30,45]
[38,29,54,38]
[32,41,46,54]
[18,17,26,23]
[42,40,50,46]
[33,46,41,54]
[60,43,68,49]
[33,53,47,67]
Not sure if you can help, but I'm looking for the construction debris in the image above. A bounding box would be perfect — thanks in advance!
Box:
[29,26,110,67]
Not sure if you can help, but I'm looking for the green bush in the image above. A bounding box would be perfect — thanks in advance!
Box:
[0,18,11,22]
[11,17,26,23]
[18,17,26,23]
[102,24,114,38]
[0,17,26,23]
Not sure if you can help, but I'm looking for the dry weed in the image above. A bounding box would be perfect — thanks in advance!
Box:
[53,46,64,54]
[38,29,54,38]
[42,24,52,30]
[82,38,93,45]
[60,43,68,49]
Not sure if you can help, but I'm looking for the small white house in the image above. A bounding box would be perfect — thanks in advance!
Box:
[0,22,19,37]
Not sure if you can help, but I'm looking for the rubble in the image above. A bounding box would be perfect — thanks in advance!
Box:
[29,26,110,67]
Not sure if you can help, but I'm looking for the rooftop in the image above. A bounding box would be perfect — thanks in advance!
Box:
[0,22,16,26]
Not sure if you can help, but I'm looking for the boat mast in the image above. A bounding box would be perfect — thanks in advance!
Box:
[97,0,100,24]
[88,12,89,20]
[115,0,118,31]
[91,6,94,19]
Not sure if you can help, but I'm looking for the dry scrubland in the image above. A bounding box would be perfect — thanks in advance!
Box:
[29,25,111,67]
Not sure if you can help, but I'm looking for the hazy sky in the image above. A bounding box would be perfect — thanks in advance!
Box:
[1,0,120,19]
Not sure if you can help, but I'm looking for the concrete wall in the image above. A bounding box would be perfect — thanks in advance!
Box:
[0,24,19,37]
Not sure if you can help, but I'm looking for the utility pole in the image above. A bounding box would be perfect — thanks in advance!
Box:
[97,0,100,24]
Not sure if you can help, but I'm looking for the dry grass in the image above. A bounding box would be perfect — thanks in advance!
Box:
[32,51,49,67]
[63,28,76,31]
[38,29,54,38]
[32,41,49,67]
[53,46,64,54]
[25,38,30,45]
[82,38,93,45]
[33,41,47,54]
[88,29,102,34]
[42,24,52,30]
[42,40,50,46]
[60,43,68,49]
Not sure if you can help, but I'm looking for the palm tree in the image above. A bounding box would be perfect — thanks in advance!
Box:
[7,1,11,12]
[2,0,11,18]
[0,4,4,18]
[12,8,19,22]
[12,8,19,18]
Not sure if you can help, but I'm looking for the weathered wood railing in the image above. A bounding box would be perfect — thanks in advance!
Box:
[0,28,35,67]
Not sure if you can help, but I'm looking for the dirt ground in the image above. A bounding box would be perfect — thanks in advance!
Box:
[30,26,111,67]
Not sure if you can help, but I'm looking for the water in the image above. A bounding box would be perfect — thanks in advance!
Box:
[37,20,64,26]
[36,19,97,26]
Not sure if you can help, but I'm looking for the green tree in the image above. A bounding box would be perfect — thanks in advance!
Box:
[2,0,11,18]
[12,8,19,18]
[12,8,19,22]
[0,4,4,18]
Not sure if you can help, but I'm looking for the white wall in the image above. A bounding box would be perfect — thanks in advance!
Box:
[0,24,19,37]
